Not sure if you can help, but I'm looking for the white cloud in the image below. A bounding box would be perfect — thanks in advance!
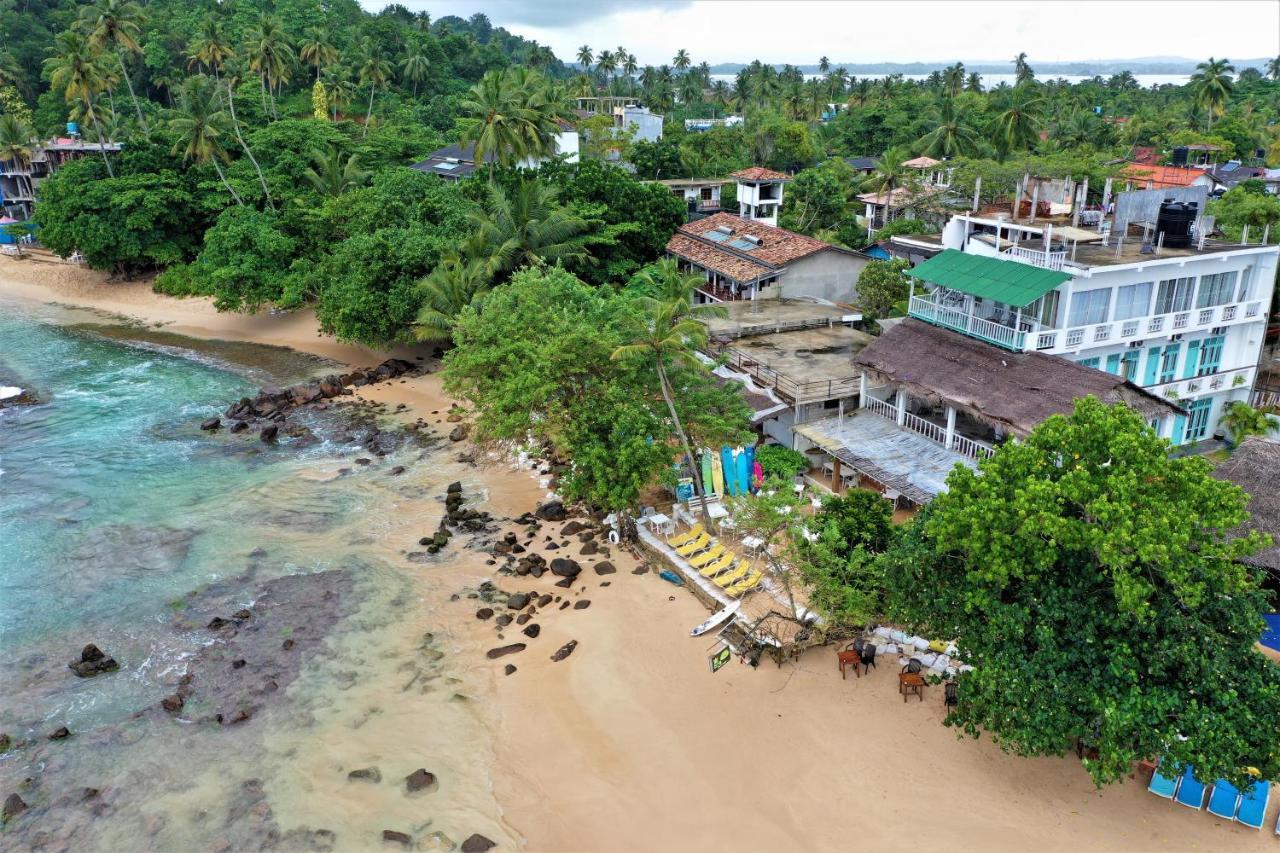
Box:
[373,0,1280,67]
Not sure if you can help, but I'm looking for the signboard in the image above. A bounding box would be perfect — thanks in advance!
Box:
[675,477,695,502]
[708,644,732,674]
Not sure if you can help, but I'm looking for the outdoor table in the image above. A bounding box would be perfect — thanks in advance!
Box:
[899,672,926,702]
[648,512,673,536]
[707,503,729,520]
[741,535,764,552]
[837,649,862,679]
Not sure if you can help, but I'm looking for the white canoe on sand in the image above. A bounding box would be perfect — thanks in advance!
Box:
[690,601,741,637]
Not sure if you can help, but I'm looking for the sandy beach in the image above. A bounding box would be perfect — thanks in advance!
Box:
[3,253,1276,852]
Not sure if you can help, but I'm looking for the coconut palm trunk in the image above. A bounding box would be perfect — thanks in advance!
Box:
[210,156,242,205]
[225,80,273,209]
[655,358,710,523]
[116,55,149,137]
[90,114,114,178]
[364,84,376,136]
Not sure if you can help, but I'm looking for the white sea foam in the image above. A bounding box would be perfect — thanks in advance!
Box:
[0,385,22,400]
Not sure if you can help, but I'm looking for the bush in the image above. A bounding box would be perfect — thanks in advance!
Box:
[756,444,809,480]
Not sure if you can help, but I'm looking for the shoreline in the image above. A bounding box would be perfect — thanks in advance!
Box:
[4,258,1278,851]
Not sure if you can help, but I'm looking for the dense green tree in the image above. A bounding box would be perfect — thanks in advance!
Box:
[885,397,1278,788]
[169,74,241,204]
[856,258,912,319]
[780,158,856,236]
[175,206,298,311]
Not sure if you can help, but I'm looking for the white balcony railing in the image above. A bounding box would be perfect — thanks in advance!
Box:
[862,396,995,462]
[1006,246,1067,271]
[1147,366,1254,401]
[908,295,1027,351]
[1048,302,1262,352]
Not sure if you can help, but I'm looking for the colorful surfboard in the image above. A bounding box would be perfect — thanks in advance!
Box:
[711,450,725,497]
[720,446,735,496]
[744,445,758,492]
[736,446,749,495]
[701,450,714,497]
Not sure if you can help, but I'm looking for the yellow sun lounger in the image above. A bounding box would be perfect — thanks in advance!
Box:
[666,523,704,549]
[698,552,736,578]
[675,533,711,557]
[726,569,765,597]
[713,562,750,589]
[688,544,725,569]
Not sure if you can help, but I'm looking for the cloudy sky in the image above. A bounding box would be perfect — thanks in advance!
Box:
[368,0,1279,67]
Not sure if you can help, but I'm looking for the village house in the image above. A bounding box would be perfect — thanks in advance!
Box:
[844,156,880,177]
[730,166,790,226]
[857,155,955,237]
[648,177,730,220]
[574,96,663,143]
[0,136,122,220]
[684,116,743,132]
[1119,162,1212,192]
[408,120,579,180]
[907,195,1280,447]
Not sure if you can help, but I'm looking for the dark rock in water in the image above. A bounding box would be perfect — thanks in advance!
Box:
[506,592,530,610]
[388,466,406,476]
[355,458,371,466]
[485,644,525,660]
[208,617,231,630]
[0,733,10,753]
[226,708,254,725]
[549,558,581,578]
[461,834,496,853]
[200,417,221,431]
[504,664,517,676]
[282,639,295,651]
[574,600,591,610]
[80,788,99,802]
[536,501,567,522]
[229,420,249,434]
[383,829,412,846]
[231,659,247,670]
[522,624,541,639]
[3,793,27,822]
[69,643,119,678]
[48,726,71,740]
[593,561,616,576]
[259,424,279,443]
[475,608,494,620]
[161,694,184,714]
[448,425,468,442]
[405,769,437,793]
[348,767,381,783]
[446,481,463,494]
[233,609,252,621]
[550,640,578,662]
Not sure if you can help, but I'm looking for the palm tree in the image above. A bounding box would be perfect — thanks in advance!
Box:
[597,50,616,90]
[460,69,554,180]
[819,56,830,75]
[356,41,392,136]
[1267,56,1280,81]
[576,45,593,69]
[170,74,241,205]
[680,74,703,109]
[77,0,149,137]
[1013,52,1034,85]
[220,57,273,209]
[187,16,234,79]
[991,86,1044,154]
[299,28,337,83]
[918,97,981,158]
[942,63,965,98]
[623,54,638,94]
[304,146,369,196]
[1190,57,1235,131]
[966,71,983,93]
[412,255,492,343]
[0,113,35,199]
[468,180,602,280]
[1219,401,1278,446]
[43,31,114,177]
[862,151,912,226]
[610,259,726,519]
[323,68,356,121]
[673,49,691,72]
[246,14,295,120]
[710,79,730,111]
[400,42,430,97]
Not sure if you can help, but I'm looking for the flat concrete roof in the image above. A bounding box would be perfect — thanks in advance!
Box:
[702,299,859,340]
[1067,238,1271,268]
[719,326,871,383]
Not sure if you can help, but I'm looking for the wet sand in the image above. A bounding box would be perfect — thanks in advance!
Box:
[4,256,1277,852]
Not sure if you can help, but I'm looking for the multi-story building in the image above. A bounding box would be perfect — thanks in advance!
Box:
[905,204,1280,446]
[731,166,789,227]
[0,137,122,219]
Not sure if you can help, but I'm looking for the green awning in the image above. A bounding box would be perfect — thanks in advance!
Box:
[906,249,1071,307]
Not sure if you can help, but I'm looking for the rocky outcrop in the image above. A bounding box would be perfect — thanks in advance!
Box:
[460,834,496,853]
[68,644,119,678]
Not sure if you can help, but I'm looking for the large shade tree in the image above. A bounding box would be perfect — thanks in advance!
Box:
[885,397,1280,788]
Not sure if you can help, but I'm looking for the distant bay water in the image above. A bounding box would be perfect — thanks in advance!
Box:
[707,72,1191,88]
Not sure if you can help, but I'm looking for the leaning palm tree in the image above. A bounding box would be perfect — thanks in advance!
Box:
[1190,57,1235,131]
[459,69,537,180]
[610,260,726,518]
[43,31,114,176]
[220,57,272,209]
[399,42,430,97]
[355,41,392,136]
[469,180,603,280]
[0,113,35,199]
[77,0,149,137]
[862,150,913,227]
[303,146,369,197]
[246,14,294,120]
[299,28,338,83]
[1012,51,1034,85]
[1267,56,1280,82]
[818,56,830,74]
[412,255,492,343]
[991,86,1045,154]
[169,74,241,205]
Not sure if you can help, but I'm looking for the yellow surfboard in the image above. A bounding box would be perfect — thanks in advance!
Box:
[711,451,725,497]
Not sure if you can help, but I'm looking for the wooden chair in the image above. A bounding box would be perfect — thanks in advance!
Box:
[899,671,925,702]
[837,640,863,680]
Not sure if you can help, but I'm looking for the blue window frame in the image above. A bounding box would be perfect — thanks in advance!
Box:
[1196,335,1224,376]
[1182,398,1213,442]
[1120,350,1140,382]
[1078,357,1101,369]
[1159,343,1181,384]
[1143,346,1162,385]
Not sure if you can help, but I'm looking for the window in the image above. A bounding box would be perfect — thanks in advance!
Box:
[1237,266,1254,302]
[1067,288,1111,326]
[1182,398,1213,442]
[1196,335,1224,376]
[1159,343,1181,383]
[1155,277,1194,314]
[1196,271,1238,308]
[1114,282,1153,320]
[1120,350,1140,381]
[1028,291,1061,328]
[1077,357,1101,369]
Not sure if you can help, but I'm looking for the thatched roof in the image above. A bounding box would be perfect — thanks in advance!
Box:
[1211,436,1280,571]
[852,319,1182,437]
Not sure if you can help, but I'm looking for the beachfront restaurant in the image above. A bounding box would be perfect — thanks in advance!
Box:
[792,318,1184,508]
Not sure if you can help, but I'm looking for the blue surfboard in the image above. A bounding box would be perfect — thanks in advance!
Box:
[744,445,757,492]
[727,440,737,494]
[734,447,747,496]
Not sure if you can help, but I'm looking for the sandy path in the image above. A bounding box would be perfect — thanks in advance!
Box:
[4,255,1273,851]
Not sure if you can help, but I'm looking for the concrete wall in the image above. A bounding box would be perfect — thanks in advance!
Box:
[622,108,664,143]
[777,251,867,304]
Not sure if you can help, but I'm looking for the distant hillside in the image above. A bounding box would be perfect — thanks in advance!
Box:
[706,57,1272,76]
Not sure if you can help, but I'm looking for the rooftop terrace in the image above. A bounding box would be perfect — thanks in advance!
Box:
[701,299,859,340]
[706,325,872,405]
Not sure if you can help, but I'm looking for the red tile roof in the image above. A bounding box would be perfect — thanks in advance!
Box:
[730,166,791,182]
[1120,163,1207,188]
[666,213,837,283]
[901,156,942,168]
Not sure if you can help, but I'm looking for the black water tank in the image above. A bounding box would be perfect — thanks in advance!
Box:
[1171,146,1189,166]
[1157,199,1197,248]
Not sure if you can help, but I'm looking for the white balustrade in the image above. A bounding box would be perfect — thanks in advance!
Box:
[1197,309,1213,325]
[1006,246,1066,271]
[1173,313,1189,330]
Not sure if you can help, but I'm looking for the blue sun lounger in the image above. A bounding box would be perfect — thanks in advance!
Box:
[1148,761,1180,800]
[1175,767,1208,809]
[1237,779,1270,829]
[1207,780,1242,820]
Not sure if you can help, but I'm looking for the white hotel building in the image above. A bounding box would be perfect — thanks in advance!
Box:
[904,211,1279,446]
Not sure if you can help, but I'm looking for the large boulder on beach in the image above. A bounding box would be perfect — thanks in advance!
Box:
[69,644,118,678]
[506,593,530,610]
[405,769,437,793]
[549,558,581,578]
[535,501,567,522]
[485,644,525,659]
[550,640,578,662]
[460,835,496,853]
